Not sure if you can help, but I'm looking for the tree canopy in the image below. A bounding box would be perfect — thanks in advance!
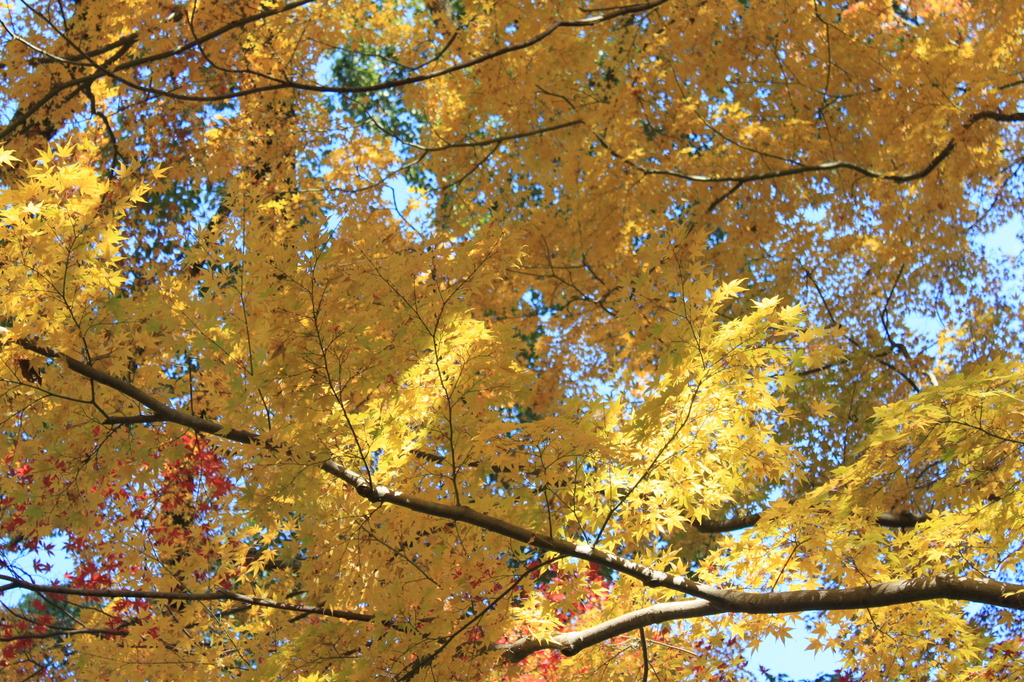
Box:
[1,0,1022,679]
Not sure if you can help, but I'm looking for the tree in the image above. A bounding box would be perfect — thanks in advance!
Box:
[0,0,1022,678]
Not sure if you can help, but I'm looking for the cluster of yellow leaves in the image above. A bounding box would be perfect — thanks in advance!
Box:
[0,0,1022,680]
[0,146,153,340]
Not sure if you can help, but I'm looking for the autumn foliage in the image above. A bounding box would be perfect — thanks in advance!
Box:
[1,0,1023,679]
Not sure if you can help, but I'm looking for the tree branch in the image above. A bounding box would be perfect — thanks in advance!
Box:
[499,573,1024,661]
[13,338,260,445]
[614,109,1024,211]
[0,574,373,623]
[0,627,128,642]
[691,509,929,533]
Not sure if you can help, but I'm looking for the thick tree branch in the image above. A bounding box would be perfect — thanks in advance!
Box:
[319,461,715,603]
[692,509,929,533]
[12,338,260,445]
[499,574,1024,661]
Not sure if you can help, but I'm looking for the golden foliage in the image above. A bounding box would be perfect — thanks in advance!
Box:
[0,0,1022,679]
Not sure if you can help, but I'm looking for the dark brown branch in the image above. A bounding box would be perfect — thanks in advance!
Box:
[0,574,372,622]
[639,627,649,682]
[13,338,260,445]
[122,1,669,101]
[417,119,583,152]
[875,511,931,528]
[617,109,1024,212]
[939,419,1024,447]
[0,627,128,642]
[635,110,1023,184]
[795,358,850,376]
[691,510,929,533]
[103,414,162,425]
[498,574,1024,662]
[318,460,720,602]
[690,513,764,533]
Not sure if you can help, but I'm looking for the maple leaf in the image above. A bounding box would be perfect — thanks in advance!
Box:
[0,147,19,166]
